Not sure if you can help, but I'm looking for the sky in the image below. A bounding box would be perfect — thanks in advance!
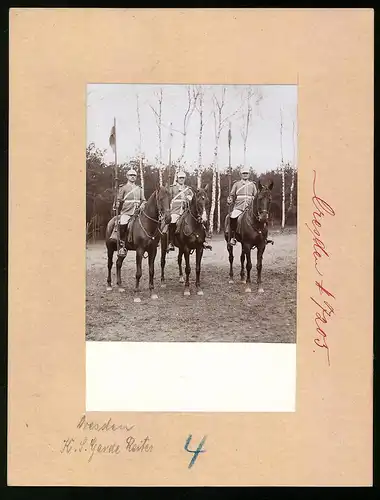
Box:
[87,84,297,174]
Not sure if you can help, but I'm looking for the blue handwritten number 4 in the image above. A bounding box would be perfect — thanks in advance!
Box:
[184,434,207,469]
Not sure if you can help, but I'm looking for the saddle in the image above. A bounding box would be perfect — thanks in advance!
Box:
[126,213,139,244]
[226,211,245,234]
[174,211,187,235]
[236,212,245,234]
[109,214,135,243]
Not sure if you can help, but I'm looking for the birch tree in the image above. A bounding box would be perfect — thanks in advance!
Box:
[149,88,164,186]
[210,88,245,233]
[239,86,263,168]
[194,85,204,189]
[171,86,198,182]
[136,93,145,192]
[289,120,296,212]
[280,108,286,229]
[178,86,198,162]
[240,86,253,169]
[209,88,225,234]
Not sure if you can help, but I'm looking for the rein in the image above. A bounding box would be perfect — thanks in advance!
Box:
[181,196,206,238]
[137,191,166,241]
[244,190,271,234]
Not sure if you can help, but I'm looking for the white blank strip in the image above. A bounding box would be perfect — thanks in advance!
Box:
[86,342,296,412]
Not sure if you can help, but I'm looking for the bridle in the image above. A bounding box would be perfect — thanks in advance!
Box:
[183,190,207,224]
[249,188,272,230]
[181,190,208,240]
[138,189,168,241]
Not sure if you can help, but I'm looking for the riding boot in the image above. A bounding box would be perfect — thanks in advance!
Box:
[201,223,212,250]
[118,224,128,256]
[167,224,175,252]
[229,219,237,246]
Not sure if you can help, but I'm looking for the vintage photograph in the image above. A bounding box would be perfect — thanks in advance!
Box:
[86,84,297,343]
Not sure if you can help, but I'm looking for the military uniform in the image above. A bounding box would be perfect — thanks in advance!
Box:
[117,182,146,225]
[229,179,257,218]
[169,183,193,223]
[115,172,146,255]
[227,177,257,245]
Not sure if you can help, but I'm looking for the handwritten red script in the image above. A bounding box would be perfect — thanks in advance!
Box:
[305,170,336,366]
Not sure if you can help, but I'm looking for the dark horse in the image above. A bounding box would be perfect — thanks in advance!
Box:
[224,180,274,293]
[160,185,209,296]
[105,186,171,302]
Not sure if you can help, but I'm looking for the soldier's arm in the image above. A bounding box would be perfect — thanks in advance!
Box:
[229,182,237,199]
[116,185,125,205]
[141,188,146,202]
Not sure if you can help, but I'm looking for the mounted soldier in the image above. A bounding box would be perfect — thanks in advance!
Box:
[166,170,194,252]
[114,168,146,256]
[166,170,211,252]
[226,166,257,246]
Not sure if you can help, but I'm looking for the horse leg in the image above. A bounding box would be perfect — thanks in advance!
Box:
[240,247,246,283]
[178,249,184,283]
[116,254,126,292]
[183,248,191,296]
[195,247,204,295]
[149,246,158,300]
[134,248,144,302]
[245,245,253,293]
[160,236,167,288]
[106,243,114,291]
[257,244,265,293]
[228,242,234,284]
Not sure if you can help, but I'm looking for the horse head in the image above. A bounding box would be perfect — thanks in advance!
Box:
[156,184,172,225]
[190,184,209,224]
[255,180,274,223]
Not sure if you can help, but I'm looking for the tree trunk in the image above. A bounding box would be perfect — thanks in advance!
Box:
[289,166,295,210]
[139,155,145,193]
[209,166,217,233]
[149,89,163,186]
[159,165,163,187]
[289,120,296,210]
[281,163,286,229]
[177,86,196,164]
[280,108,285,229]
[216,169,221,233]
[209,139,219,233]
[197,92,203,189]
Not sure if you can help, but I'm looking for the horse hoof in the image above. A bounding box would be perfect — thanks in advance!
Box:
[197,290,204,296]
[106,286,112,291]
[245,287,252,293]
[160,283,166,289]
[151,294,158,300]
[258,288,264,294]
[228,279,234,284]
[179,277,184,283]
[134,297,141,303]
[184,289,190,296]
[118,287,125,293]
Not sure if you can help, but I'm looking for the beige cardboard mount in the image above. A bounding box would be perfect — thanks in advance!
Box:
[8,8,373,486]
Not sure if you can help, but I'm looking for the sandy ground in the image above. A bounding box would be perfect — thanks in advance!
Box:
[86,228,297,343]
